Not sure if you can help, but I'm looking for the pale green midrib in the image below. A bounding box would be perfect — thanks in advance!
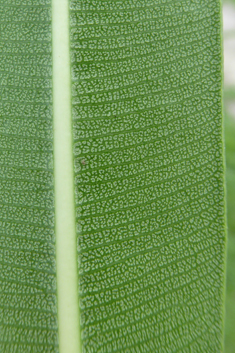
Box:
[52,0,81,352]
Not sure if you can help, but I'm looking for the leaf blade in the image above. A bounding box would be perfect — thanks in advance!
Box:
[70,0,226,352]
[0,1,59,352]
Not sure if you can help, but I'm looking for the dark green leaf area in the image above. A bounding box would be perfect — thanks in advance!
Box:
[0,2,58,353]
[71,1,225,352]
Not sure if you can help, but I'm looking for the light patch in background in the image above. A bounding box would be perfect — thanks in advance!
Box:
[227,101,235,117]
[224,37,235,88]
[223,3,235,32]
[223,3,235,353]
[223,3,235,114]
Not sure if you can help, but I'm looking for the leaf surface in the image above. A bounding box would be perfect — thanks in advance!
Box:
[0,0,226,352]
[70,1,226,352]
[0,1,58,353]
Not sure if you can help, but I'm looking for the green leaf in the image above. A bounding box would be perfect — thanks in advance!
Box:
[0,0,226,353]
[0,1,58,353]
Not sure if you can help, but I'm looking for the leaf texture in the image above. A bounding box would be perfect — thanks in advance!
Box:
[0,1,58,352]
[0,0,226,353]
[70,0,226,352]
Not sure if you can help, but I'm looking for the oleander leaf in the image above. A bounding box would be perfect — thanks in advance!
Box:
[0,1,58,353]
[0,0,226,353]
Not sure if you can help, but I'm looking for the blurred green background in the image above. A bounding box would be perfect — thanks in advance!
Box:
[223,1,235,352]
